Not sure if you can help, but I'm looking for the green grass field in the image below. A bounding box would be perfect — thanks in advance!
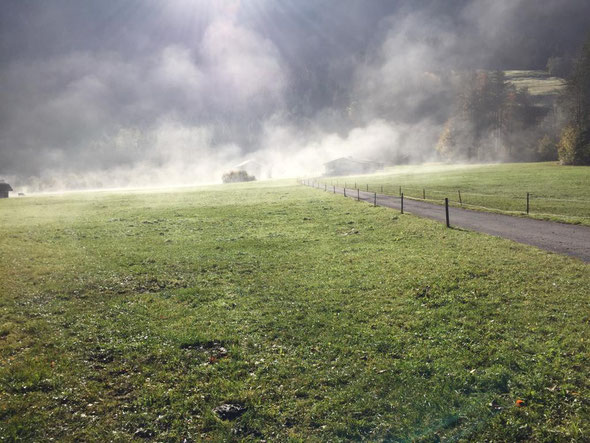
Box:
[504,70,566,96]
[319,162,590,226]
[1,181,589,441]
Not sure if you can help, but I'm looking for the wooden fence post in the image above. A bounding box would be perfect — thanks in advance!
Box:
[458,190,462,206]
[445,198,450,228]
[366,184,369,191]
[374,192,377,207]
[527,192,530,214]
[423,188,426,200]
[357,189,360,201]
[401,193,404,214]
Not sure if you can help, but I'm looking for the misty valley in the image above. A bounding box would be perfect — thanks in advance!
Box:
[1,0,590,441]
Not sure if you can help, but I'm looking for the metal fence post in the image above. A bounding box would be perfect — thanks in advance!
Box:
[445,198,450,228]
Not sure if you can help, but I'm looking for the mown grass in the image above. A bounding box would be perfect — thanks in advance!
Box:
[0,181,589,441]
[319,162,590,226]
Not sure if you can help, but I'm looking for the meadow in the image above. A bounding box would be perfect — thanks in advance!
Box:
[0,180,589,441]
[504,71,566,97]
[319,162,590,226]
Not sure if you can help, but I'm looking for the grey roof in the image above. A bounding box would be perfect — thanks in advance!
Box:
[0,183,13,192]
[324,156,382,166]
[233,159,262,169]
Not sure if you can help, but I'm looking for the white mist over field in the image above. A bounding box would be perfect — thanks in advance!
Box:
[0,0,588,192]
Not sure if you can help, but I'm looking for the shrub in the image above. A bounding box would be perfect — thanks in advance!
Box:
[222,170,256,183]
[557,126,590,165]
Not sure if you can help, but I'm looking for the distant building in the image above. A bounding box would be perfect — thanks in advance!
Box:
[323,157,384,176]
[0,181,13,199]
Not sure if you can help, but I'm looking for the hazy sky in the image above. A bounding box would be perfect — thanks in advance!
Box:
[1,0,589,190]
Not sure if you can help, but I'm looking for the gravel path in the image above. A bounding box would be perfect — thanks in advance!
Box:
[307,183,590,262]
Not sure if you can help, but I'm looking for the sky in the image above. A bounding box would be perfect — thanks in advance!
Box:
[1,0,589,191]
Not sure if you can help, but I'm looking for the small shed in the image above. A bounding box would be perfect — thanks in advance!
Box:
[0,181,13,199]
[323,157,384,176]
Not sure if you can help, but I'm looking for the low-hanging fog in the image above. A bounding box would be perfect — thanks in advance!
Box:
[1,0,589,192]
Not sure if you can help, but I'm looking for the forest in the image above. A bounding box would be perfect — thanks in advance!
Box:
[436,35,590,165]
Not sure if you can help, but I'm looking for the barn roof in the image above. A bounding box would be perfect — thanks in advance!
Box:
[233,159,262,169]
[0,182,13,192]
[324,156,382,166]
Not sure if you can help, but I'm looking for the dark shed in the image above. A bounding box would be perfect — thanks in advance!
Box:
[0,181,13,198]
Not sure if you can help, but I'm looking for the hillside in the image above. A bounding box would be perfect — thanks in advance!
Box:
[504,70,566,96]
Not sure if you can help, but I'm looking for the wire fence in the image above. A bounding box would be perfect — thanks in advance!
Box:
[301,178,590,221]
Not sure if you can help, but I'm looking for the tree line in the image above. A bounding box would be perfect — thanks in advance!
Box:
[436,34,590,165]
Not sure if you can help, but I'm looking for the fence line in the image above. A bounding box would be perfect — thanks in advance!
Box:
[300,179,453,227]
[322,179,590,203]
[302,178,590,219]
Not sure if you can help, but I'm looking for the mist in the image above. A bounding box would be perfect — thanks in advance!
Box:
[1,0,589,192]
